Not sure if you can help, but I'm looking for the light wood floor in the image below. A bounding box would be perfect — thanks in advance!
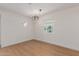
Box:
[0,39,79,56]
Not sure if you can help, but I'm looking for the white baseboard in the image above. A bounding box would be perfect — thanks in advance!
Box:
[1,38,33,48]
[34,38,79,51]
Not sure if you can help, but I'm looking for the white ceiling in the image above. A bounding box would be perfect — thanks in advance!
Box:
[0,3,78,17]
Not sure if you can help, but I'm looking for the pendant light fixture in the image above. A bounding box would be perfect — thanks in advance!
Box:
[32,8,42,21]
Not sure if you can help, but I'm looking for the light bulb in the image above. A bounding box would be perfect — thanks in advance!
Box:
[24,22,27,27]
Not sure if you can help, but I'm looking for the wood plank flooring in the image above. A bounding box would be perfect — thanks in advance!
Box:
[0,39,79,56]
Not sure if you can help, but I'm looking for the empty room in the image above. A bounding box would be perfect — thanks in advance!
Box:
[0,3,79,56]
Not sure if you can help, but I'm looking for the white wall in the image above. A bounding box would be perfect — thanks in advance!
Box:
[0,15,1,47]
[0,9,34,47]
[35,6,79,51]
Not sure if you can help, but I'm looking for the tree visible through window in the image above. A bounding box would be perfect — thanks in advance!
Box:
[44,22,53,33]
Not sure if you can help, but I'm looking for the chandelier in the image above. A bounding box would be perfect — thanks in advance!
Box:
[32,9,42,21]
